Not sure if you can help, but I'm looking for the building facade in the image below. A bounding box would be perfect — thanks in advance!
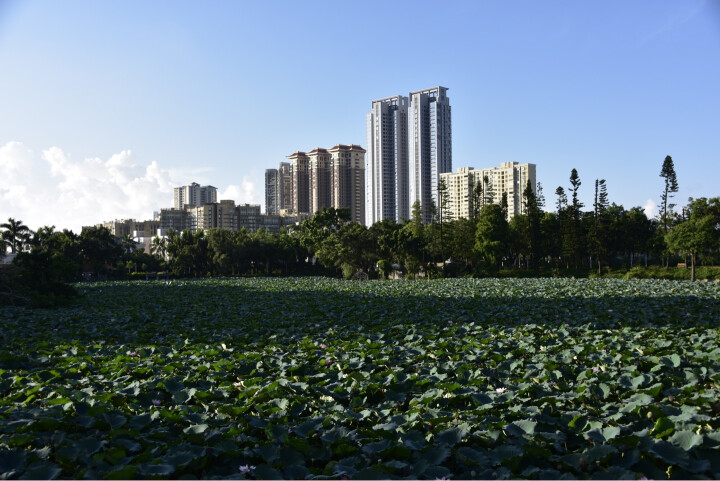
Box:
[264,162,292,216]
[365,95,409,225]
[193,200,238,231]
[265,169,279,215]
[159,207,196,233]
[173,182,217,209]
[280,145,365,221]
[328,144,366,224]
[409,86,452,223]
[288,151,310,216]
[308,148,332,216]
[365,87,451,225]
[440,162,537,221]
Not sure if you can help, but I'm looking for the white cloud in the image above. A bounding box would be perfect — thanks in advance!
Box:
[0,141,212,233]
[643,198,659,219]
[219,177,260,206]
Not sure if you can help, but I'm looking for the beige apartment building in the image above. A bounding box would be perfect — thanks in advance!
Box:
[308,148,332,216]
[440,162,536,221]
[193,200,238,231]
[288,151,310,216]
[329,144,366,223]
[283,144,365,221]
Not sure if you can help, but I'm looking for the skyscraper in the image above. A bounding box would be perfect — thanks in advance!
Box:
[365,87,451,225]
[328,144,366,224]
[409,86,452,223]
[173,182,217,209]
[308,148,332,216]
[365,95,409,225]
[265,169,279,215]
[264,163,292,215]
[279,146,365,221]
[288,151,310,216]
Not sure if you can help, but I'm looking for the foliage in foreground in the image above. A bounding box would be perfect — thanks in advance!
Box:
[1,278,719,479]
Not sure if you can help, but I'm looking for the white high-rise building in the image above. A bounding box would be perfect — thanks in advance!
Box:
[365,86,452,225]
[409,86,452,223]
[365,95,409,225]
[173,182,217,209]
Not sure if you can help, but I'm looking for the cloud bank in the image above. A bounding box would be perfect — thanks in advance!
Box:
[643,198,659,219]
[0,141,259,233]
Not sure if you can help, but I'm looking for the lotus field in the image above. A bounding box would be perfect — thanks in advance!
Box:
[1,278,720,479]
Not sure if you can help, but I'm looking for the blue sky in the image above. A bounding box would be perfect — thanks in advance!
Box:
[1,0,719,232]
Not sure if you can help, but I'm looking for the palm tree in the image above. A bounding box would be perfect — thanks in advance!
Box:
[119,234,137,257]
[151,235,167,260]
[1,218,31,253]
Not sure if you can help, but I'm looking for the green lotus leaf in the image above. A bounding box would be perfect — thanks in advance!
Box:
[457,446,490,466]
[505,419,537,437]
[401,430,428,450]
[173,387,197,404]
[103,412,127,429]
[18,461,63,480]
[128,412,157,430]
[283,464,310,479]
[669,430,703,451]
[183,423,208,435]
[351,467,388,480]
[0,449,26,475]
[139,464,176,476]
[650,440,689,466]
[649,417,675,438]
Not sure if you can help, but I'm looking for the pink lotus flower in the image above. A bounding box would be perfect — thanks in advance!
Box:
[320,343,327,349]
[495,387,507,394]
[238,465,255,474]
[152,399,161,407]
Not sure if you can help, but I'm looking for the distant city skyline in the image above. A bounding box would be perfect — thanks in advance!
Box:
[1,1,719,232]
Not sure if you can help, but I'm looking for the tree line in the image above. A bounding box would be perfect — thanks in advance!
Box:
[2,155,719,306]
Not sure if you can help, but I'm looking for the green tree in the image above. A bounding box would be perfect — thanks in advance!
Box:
[483,175,493,205]
[1,217,31,253]
[475,203,509,271]
[119,233,138,258]
[500,192,508,220]
[448,218,477,271]
[659,155,679,234]
[563,169,585,268]
[368,219,402,264]
[523,180,542,269]
[509,214,530,268]
[79,226,123,278]
[469,177,484,222]
[436,177,451,267]
[151,235,167,262]
[666,215,716,281]
[555,187,567,213]
[591,179,609,274]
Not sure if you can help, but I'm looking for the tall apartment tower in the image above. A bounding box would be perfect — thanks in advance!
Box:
[288,151,310,215]
[308,148,332,216]
[409,86,452,223]
[173,182,217,209]
[265,162,293,215]
[365,95,409,225]
[278,162,292,213]
[265,169,279,215]
[329,144,366,223]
